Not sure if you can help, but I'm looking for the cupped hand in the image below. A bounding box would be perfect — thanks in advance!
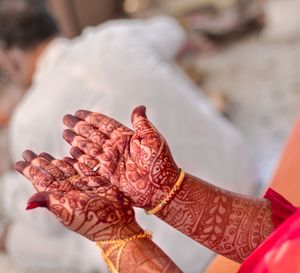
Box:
[14,150,142,241]
[63,106,179,209]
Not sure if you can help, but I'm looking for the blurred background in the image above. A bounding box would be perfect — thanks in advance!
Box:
[1,0,300,272]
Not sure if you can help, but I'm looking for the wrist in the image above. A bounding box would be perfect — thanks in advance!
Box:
[96,225,152,273]
[94,220,144,246]
[147,169,185,215]
[148,167,181,209]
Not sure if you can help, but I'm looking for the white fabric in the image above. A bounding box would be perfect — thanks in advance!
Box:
[2,16,257,273]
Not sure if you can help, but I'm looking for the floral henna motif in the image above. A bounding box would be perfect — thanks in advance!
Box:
[42,187,137,241]
[156,174,274,263]
[16,151,184,272]
[63,106,179,209]
[63,106,276,261]
[15,152,142,242]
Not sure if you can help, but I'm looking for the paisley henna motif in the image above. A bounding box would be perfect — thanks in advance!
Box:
[15,153,138,241]
[64,106,276,262]
[63,106,179,209]
[15,150,183,272]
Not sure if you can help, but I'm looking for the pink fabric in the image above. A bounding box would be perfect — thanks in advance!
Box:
[238,189,300,273]
[264,188,297,229]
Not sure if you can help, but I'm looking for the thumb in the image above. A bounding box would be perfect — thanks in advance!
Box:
[131,105,157,136]
[26,192,50,210]
[26,191,64,211]
[26,190,72,225]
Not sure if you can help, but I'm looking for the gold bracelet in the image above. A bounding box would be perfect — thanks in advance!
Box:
[96,230,152,273]
[146,169,185,215]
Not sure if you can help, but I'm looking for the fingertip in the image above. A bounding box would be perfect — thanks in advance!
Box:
[63,114,81,128]
[70,147,84,159]
[39,152,55,162]
[75,110,91,120]
[62,129,76,143]
[22,150,37,162]
[26,192,49,210]
[14,161,29,173]
[63,156,77,166]
[131,105,147,123]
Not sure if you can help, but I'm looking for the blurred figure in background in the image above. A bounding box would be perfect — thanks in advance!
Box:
[0,2,257,273]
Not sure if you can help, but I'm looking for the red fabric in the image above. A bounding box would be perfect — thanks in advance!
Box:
[264,188,298,229]
[238,188,299,273]
[238,209,300,273]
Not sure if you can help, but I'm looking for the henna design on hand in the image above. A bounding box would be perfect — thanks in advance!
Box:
[15,152,142,241]
[16,151,184,272]
[63,106,276,262]
[63,106,179,209]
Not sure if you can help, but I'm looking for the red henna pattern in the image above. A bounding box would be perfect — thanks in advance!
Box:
[17,151,184,272]
[157,174,274,263]
[64,107,275,262]
[64,109,179,209]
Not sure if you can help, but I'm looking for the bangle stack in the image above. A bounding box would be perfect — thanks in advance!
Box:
[146,169,185,215]
[96,230,152,273]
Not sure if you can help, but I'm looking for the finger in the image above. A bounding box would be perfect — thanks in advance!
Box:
[39,152,55,162]
[26,191,49,210]
[63,115,108,146]
[68,175,109,190]
[70,146,117,182]
[39,152,77,178]
[49,157,78,178]
[63,156,98,177]
[70,147,99,169]
[28,154,66,181]
[22,150,38,163]
[73,110,128,137]
[26,191,78,228]
[14,161,54,192]
[63,129,103,159]
[131,105,161,139]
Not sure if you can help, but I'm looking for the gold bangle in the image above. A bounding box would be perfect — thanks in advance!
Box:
[146,169,185,215]
[96,230,152,273]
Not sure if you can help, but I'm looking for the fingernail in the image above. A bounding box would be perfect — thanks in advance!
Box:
[26,202,42,210]
[26,193,49,210]
[131,105,147,123]
[22,150,37,162]
[62,129,76,143]
[39,152,55,161]
[14,161,29,173]
[63,156,77,166]
[70,147,84,159]
[75,110,91,120]
[63,115,80,128]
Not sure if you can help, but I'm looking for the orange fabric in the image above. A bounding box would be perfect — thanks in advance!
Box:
[270,116,300,206]
[204,256,240,273]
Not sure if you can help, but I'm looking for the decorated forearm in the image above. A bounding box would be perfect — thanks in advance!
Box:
[156,173,273,263]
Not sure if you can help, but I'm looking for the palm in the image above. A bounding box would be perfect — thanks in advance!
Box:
[15,151,136,241]
[63,106,179,208]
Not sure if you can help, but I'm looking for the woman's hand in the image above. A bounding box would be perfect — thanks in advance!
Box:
[14,151,142,241]
[63,106,179,209]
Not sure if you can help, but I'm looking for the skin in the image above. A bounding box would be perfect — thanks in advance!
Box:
[0,39,52,90]
[15,151,182,273]
[63,105,275,263]
[205,115,300,273]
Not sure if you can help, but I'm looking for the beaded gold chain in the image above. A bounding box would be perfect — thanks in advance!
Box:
[96,230,152,273]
